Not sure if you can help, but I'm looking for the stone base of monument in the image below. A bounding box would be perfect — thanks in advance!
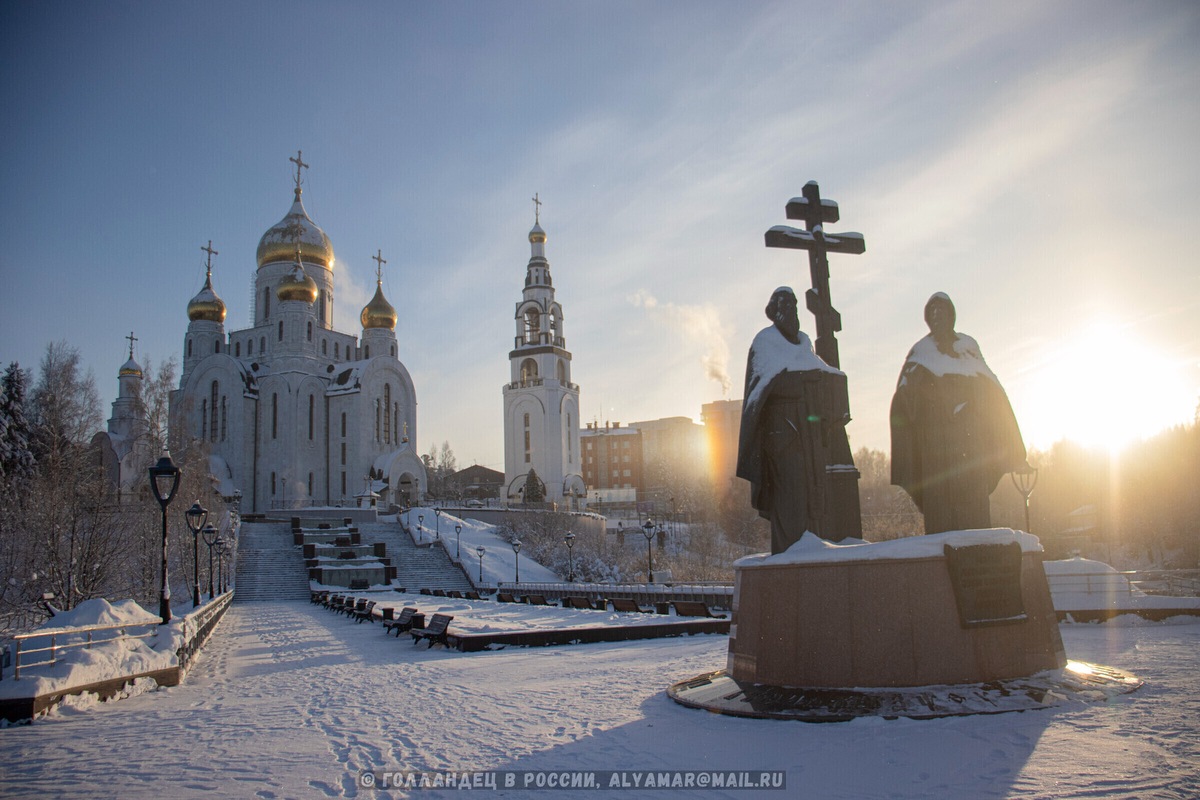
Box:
[668,529,1142,721]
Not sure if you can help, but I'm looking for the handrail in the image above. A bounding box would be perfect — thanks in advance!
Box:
[12,621,158,679]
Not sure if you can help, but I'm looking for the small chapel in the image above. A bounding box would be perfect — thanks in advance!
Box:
[169,153,426,513]
[501,200,586,509]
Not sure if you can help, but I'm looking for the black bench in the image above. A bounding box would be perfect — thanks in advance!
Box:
[353,600,378,623]
[672,600,723,618]
[326,595,346,612]
[496,593,516,603]
[447,590,463,599]
[524,594,554,606]
[420,588,433,595]
[411,613,454,647]
[384,607,421,637]
[563,596,600,610]
[349,578,370,590]
[464,591,484,600]
[611,598,649,614]
[311,590,330,604]
[432,589,447,597]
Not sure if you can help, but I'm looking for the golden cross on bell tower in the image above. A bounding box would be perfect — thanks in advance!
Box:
[372,249,387,281]
[201,240,218,274]
[125,331,138,360]
[289,150,309,195]
[532,193,541,223]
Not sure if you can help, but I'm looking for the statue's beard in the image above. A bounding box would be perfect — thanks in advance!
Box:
[773,308,801,344]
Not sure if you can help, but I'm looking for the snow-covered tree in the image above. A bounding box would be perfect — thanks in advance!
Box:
[524,467,544,504]
[0,362,34,483]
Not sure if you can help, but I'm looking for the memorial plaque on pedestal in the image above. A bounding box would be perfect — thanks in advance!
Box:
[943,542,1026,628]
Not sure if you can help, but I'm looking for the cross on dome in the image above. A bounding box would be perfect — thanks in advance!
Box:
[372,249,387,281]
[532,193,542,223]
[201,240,218,274]
[290,150,309,195]
[126,331,138,359]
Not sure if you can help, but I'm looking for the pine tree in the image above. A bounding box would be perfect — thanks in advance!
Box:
[524,467,544,504]
[0,362,34,482]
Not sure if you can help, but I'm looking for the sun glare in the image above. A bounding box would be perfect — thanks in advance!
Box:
[1014,321,1197,453]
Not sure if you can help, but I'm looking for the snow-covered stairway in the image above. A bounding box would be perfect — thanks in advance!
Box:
[359,522,475,593]
[234,521,310,602]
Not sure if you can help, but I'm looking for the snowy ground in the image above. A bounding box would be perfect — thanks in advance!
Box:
[1,603,1198,799]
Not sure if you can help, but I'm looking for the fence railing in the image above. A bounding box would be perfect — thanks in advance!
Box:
[1046,570,1200,598]
[10,620,159,680]
[497,581,735,611]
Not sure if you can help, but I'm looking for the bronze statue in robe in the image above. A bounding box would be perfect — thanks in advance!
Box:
[890,293,1028,535]
[737,287,850,553]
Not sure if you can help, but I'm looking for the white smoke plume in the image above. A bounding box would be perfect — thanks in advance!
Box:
[630,290,733,396]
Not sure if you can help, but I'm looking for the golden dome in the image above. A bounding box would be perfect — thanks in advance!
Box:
[119,357,143,378]
[256,190,335,270]
[529,221,546,244]
[187,272,227,323]
[276,261,319,304]
[360,281,397,330]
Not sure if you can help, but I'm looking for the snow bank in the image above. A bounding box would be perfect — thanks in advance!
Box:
[408,507,561,585]
[34,598,160,632]
[1046,557,1200,613]
[735,528,1041,568]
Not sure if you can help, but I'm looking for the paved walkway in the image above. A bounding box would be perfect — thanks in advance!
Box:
[1,602,1198,799]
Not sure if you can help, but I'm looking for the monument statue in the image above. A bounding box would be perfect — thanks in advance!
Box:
[737,287,850,553]
[889,292,1028,535]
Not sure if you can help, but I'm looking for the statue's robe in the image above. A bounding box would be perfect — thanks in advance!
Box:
[737,325,849,554]
[889,333,1026,535]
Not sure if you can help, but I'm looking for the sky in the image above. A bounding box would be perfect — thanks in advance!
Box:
[2,1,1199,472]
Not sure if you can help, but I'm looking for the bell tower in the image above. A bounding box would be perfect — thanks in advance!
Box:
[502,198,583,507]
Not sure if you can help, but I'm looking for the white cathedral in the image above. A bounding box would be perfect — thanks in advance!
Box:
[501,211,585,509]
[169,156,426,513]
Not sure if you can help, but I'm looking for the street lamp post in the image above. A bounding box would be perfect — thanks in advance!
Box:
[148,448,182,623]
[434,508,442,541]
[476,546,486,584]
[455,524,462,560]
[512,539,521,584]
[418,514,424,543]
[565,532,576,582]
[642,519,655,582]
[1011,464,1040,535]
[202,523,220,600]
[185,502,207,608]
[215,539,227,594]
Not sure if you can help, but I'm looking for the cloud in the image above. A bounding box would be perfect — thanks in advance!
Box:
[630,289,733,396]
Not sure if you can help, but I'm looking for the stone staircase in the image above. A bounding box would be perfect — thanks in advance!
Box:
[359,522,475,594]
[234,522,310,602]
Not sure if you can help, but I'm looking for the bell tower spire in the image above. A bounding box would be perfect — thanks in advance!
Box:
[502,200,583,510]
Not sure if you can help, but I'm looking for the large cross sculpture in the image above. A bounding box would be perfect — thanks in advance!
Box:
[764,181,866,540]
[764,181,865,370]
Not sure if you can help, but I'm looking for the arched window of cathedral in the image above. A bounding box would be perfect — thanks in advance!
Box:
[187,339,192,358]
[278,321,283,341]
[308,472,313,497]
[557,359,566,382]
[383,385,391,443]
[272,393,278,439]
[264,288,270,320]
[307,321,312,342]
[260,336,265,353]
[322,339,327,355]
[308,394,314,440]
[375,399,381,442]
[521,358,538,383]
[215,340,221,354]
[524,412,530,428]
[550,309,558,336]
[341,471,346,496]
[221,397,227,442]
[567,413,571,462]
[319,292,326,323]
[201,400,207,440]
[271,472,276,495]
[210,381,219,442]
[341,412,346,437]
[524,309,540,343]
[236,341,241,357]
[364,345,369,359]
[393,403,398,444]
[390,344,395,357]
[334,342,339,359]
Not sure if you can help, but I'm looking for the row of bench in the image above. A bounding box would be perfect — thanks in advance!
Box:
[496,593,723,618]
[316,592,455,647]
